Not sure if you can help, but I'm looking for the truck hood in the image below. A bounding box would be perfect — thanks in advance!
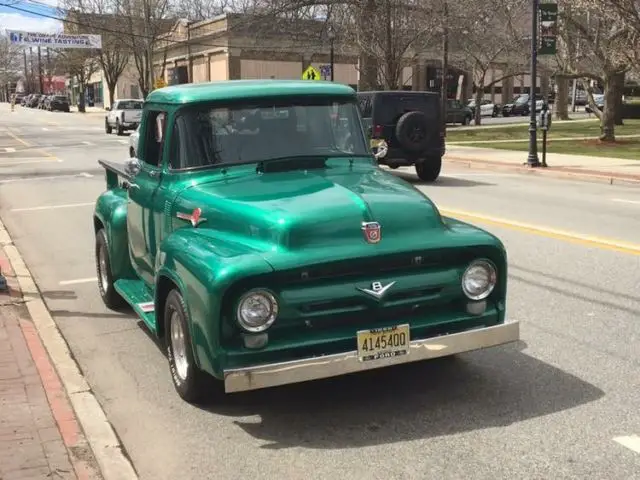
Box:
[173,165,447,265]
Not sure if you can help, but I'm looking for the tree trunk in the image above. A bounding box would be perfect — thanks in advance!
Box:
[78,86,86,113]
[107,81,116,108]
[600,71,621,142]
[474,86,483,125]
[614,71,625,126]
[554,76,569,120]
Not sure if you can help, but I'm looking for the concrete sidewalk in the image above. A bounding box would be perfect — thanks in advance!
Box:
[444,145,640,186]
[0,244,102,479]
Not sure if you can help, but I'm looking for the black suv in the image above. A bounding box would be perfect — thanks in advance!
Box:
[357,91,445,182]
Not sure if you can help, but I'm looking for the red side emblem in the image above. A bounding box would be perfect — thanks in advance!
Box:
[177,207,206,227]
[362,221,381,244]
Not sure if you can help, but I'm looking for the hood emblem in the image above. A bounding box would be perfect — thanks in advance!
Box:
[177,207,206,227]
[357,281,396,300]
[362,221,381,244]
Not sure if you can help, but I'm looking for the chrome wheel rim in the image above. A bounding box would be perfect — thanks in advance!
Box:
[98,244,109,290]
[170,311,188,381]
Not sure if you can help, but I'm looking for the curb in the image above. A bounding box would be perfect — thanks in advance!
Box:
[0,219,138,480]
[445,156,640,187]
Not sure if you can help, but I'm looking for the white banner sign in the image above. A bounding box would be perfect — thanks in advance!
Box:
[6,30,102,49]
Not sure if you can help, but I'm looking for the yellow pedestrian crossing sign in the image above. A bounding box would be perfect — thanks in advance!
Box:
[302,65,321,80]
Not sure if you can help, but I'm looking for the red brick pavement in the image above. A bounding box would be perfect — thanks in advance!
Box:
[0,250,100,479]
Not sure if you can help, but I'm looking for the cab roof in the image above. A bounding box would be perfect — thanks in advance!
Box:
[145,79,356,105]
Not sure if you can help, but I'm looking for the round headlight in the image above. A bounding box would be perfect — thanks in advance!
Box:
[236,290,278,332]
[462,260,497,300]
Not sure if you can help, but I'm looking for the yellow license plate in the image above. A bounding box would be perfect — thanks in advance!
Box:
[370,138,383,149]
[357,324,410,362]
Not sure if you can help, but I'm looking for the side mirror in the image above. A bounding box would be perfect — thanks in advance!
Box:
[105,106,111,111]
[373,140,388,160]
[124,157,141,176]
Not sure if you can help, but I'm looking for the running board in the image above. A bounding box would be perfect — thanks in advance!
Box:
[113,279,157,333]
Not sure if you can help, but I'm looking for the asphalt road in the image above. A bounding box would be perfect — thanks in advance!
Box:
[1,104,639,480]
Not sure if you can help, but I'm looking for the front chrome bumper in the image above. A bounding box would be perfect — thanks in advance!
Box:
[223,320,520,393]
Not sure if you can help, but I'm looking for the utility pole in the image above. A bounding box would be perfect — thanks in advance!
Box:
[37,46,43,94]
[23,49,28,92]
[440,1,449,131]
[526,0,541,167]
[187,20,193,83]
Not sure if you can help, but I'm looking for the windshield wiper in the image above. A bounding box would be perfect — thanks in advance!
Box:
[255,154,371,174]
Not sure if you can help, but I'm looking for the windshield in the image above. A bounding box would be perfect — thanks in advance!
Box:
[171,97,370,170]
[54,96,68,101]
[515,95,529,104]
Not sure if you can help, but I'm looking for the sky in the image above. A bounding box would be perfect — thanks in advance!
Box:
[0,0,63,34]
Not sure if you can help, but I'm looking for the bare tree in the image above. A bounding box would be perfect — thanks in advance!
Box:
[449,0,530,124]
[553,0,634,141]
[62,1,132,105]
[115,0,174,97]
[0,34,22,99]
[60,49,100,111]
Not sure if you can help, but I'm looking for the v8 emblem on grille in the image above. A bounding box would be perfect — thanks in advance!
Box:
[357,281,396,300]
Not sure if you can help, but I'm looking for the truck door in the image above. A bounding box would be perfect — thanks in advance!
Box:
[127,110,166,287]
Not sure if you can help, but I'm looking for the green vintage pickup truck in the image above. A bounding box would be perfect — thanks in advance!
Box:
[93,80,519,403]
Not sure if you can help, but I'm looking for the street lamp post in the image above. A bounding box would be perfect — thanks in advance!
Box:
[328,27,335,81]
[526,0,541,167]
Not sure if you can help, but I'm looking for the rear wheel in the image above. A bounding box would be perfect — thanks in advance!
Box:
[105,119,112,134]
[116,119,124,136]
[95,228,126,310]
[415,156,442,182]
[165,289,219,404]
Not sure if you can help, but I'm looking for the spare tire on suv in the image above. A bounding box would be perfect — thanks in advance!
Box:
[395,111,430,152]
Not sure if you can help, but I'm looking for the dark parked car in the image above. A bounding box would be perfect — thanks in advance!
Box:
[47,95,70,112]
[445,99,474,125]
[501,94,546,116]
[357,90,445,182]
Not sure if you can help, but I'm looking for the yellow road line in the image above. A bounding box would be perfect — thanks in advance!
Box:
[440,207,640,256]
[4,128,57,161]
[6,129,30,147]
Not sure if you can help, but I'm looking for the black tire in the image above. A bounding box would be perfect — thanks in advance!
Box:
[95,228,126,310]
[395,111,430,152]
[116,119,124,136]
[415,156,442,182]
[105,119,112,134]
[129,147,135,158]
[492,107,498,117]
[165,289,218,403]
[463,115,471,125]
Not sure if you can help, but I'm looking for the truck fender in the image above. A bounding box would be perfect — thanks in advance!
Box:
[155,228,274,378]
[93,192,137,281]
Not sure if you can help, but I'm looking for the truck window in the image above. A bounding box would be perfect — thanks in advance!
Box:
[141,111,166,167]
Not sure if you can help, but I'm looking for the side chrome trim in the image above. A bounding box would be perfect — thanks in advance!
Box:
[223,320,520,393]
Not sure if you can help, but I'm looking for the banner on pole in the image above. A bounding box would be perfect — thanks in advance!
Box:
[6,30,102,49]
[538,3,558,55]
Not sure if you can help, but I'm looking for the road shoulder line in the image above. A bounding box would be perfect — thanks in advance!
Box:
[439,208,640,256]
[0,218,139,480]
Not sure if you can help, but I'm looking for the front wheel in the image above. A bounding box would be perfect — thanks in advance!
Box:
[95,228,126,310]
[165,289,219,404]
[105,119,112,134]
[116,119,124,136]
[415,156,442,182]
